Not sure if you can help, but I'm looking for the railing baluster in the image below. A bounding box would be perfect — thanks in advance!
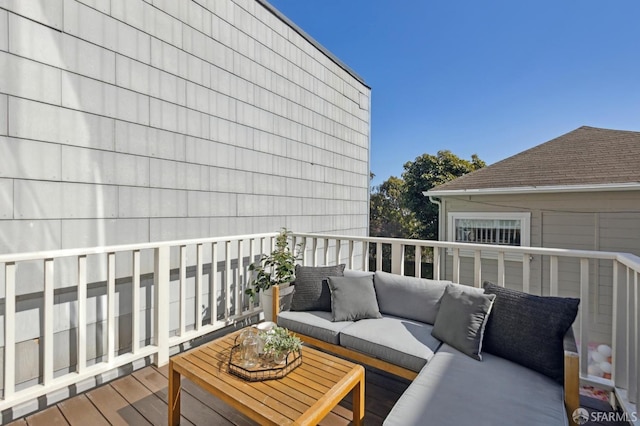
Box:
[77,256,87,373]
[452,248,460,283]
[628,269,637,404]
[107,253,116,364]
[335,239,342,266]
[363,241,369,272]
[154,246,170,366]
[131,251,140,354]
[433,246,440,279]
[497,251,505,287]
[323,238,329,266]
[415,246,422,278]
[196,243,203,330]
[348,240,354,269]
[225,241,232,318]
[4,262,15,398]
[248,238,255,310]
[391,243,404,275]
[299,237,307,266]
[612,261,628,389]
[473,250,482,287]
[235,240,242,317]
[179,245,187,336]
[211,242,218,325]
[376,242,382,272]
[312,238,318,267]
[625,267,632,393]
[522,254,530,293]
[550,256,559,296]
[43,258,54,385]
[580,258,590,378]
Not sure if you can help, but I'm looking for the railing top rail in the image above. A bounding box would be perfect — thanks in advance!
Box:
[290,232,640,265]
[0,232,280,263]
[616,252,640,271]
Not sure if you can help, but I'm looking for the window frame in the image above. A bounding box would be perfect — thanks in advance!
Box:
[446,212,531,260]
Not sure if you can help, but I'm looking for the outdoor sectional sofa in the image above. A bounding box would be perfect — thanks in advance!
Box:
[274,267,580,426]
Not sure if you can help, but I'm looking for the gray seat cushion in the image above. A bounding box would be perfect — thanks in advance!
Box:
[339,315,441,372]
[384,344,568,426]
[276,310,353,344]
[374,270,452,325]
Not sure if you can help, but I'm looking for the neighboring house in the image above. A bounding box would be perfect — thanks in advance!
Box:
[424,126,640,344]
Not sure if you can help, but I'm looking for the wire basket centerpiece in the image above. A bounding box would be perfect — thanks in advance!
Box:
[228,325,302,382]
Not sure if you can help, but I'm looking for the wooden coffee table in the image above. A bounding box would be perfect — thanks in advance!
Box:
[168,328,365,425]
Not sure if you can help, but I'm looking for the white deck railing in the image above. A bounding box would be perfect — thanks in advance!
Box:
[291,232,639,422]
[0,232,278,411]
[0,231,637,423]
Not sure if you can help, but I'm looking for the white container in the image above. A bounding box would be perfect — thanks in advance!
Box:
[259,283,294,322]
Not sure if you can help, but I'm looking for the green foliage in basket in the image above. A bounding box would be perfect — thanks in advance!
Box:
[261,326,302,358]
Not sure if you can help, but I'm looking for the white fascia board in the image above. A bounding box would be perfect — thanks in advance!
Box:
[423,182,640,197]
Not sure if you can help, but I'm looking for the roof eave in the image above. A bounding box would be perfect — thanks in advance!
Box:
[423,182,640,197]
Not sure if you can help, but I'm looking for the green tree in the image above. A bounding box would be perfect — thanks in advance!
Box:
[402,150,485,240]
[369,176,419,238]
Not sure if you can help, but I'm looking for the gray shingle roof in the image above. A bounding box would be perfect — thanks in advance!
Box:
[429,126,640,193]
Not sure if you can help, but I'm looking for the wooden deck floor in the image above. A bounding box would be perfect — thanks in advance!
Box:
[7,364,409,426]
[6,364,627,426]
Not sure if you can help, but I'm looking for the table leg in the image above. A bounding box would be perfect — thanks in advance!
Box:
[353,367,365,426]
[168,360,181,426]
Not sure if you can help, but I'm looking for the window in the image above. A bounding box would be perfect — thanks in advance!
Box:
[447,212,531,257]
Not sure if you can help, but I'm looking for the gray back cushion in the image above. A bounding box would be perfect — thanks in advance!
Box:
[431,284,495,360]
[343,269,375,278]
[482,281,580,383]
[373,271,452,325]
[290,264,345,311]
[327,276,382,322]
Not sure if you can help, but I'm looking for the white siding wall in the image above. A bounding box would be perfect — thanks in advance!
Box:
[0,0,370,390]
[0,0,371,256]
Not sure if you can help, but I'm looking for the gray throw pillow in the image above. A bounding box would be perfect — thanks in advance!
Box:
[373,270,452,325]
[327,276,382,322]
[290,264,345,311]
[482,281,580,384]
[431,284,496,361]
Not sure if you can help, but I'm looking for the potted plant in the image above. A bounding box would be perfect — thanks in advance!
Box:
[245,228,301,321]
[261,326,302,364]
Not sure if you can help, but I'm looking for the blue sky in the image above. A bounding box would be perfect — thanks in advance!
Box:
[266,0,640,186]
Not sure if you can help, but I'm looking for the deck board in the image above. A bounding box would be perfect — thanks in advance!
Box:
[7,364,627,426]
[110,374,194,426]
[85,383,153,426]
[57,394,110,426]
[24,406,68,426]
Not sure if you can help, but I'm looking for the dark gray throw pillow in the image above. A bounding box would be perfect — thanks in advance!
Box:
[327,276,382,322]
[431,284,495,360]
[290,264,345,311]
[482,281,580,383]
